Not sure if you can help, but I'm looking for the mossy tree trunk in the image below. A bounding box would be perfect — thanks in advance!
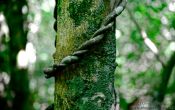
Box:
[54,0,117,109]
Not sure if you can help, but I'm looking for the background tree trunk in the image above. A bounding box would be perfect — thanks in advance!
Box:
[0,1,32,110]
[54,0,117,109]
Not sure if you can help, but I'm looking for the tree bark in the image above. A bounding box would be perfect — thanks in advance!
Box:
[54,0,117,109]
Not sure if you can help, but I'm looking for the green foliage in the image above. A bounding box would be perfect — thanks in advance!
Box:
[116,0,175,109]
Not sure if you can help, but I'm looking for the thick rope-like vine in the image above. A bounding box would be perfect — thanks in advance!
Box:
[44,0,127,78]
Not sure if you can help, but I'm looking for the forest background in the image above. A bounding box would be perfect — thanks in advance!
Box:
[0,0,175,110]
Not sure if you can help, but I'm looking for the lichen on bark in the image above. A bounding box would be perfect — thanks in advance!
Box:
[54,0,116,110]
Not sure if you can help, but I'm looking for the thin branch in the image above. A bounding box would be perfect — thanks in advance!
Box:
[126,7,165,67]
[156,52,175,103]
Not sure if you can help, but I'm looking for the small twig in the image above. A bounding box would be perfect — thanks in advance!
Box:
[126,7,165,67]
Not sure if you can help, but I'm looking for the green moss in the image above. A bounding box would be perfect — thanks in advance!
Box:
[68,0,93,26]
[57,0,62,16]
[54,0,115,110]
[66,77,85,97]
[54,0,89,63]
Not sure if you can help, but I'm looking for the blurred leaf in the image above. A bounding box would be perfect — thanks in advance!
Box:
[130,30,143,47]
[148,3,167,12]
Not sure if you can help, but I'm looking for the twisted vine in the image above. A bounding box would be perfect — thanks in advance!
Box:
[44,0,127,78]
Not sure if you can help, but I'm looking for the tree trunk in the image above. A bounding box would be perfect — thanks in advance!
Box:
[54,0,117,109]
[0,0,32,110]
